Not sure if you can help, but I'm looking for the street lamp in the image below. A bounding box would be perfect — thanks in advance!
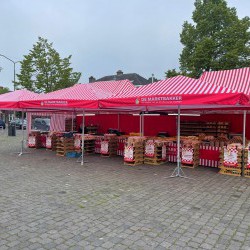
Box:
[0,54,21,91]
[151,73,154,83]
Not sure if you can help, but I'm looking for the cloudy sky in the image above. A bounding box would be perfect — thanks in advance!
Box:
[0,0,249,90]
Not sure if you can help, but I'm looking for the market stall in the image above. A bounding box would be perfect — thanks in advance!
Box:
[19,80,138,165]
[99,75,249,177]
[0,89,40,155]
[4,75,249,178]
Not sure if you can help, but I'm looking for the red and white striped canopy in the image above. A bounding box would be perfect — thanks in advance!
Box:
[99,76,249,110]
[20,80,135,110]
[89,79,135,94]
[200,67,250,95]
[0,89,39,110]
[20,84,112,110]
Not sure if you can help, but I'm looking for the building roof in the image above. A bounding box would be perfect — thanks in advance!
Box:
[93,70,150,86]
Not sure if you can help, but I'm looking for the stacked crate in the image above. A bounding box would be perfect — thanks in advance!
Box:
[50,132,64,151]
[46,134,52,149]
[74,133,96,154]
[65,118,76,132]
[167,141,178,162]
[219,143,243,176]
[100,134,118,157]
[28,131,41,148]
[144,139,167,165]
[124,137,146,166]
[95,136,103,154]
[117,136,128,156]
[181,139,200,168]
[244,143,250,177]
[82,134,96,154]
[40,133,47,148]
[51,133,58,151]
[56,137,75,156]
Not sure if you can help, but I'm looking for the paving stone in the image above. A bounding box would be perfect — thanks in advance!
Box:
[1,131,250,249]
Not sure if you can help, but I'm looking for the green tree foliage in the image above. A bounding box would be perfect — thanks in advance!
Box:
[0,86,10,94]
[179,0,250,77]
[165,69,182,78]
[17,37,81,93]
[165,0,250,79]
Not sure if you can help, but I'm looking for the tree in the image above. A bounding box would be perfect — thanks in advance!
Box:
[175,0,250,78]
[0,86,10,94]
[165,69,182,78]
[17,37,81,93]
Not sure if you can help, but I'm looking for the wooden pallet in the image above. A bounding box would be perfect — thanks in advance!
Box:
[244,169,250,178]
[219,167,241,177]
[124,160,144,166]
[101,153,117,157]
[182,162,199,168]
[56,153,66,156]
[144,158,166,165]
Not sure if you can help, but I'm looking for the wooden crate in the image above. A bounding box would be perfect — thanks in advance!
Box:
[65,118,76,132]
[144,139,168,165]
[124,160,144,166]
[144,158,166,165]
[181,143,200,168]
[244,169,250,178]
[56,137,74,156]
[124,145,144,164]
[101,140,118,157]
[219,167,241,177]
[220,145,243,170]
[182,161,200,168]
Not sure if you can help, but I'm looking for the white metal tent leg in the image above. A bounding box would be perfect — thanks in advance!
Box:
[169,106,190,178]
[81,111,85,165]
[17,110,29,156]
[118,113,120,130]
[71,112,74,131]
[242,110,246,177]
[77,111,87,165]
[142,113,144,136]
[139,114,142,136]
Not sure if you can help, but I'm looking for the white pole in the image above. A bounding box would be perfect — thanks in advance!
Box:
[117,113,120,130]
[142,113,144,136]
[177,105,181,175]
[81,110,85,165]
[71,112,74,131]
[139,114,142,136]
[18,110,25,156]
[242,110,246,177]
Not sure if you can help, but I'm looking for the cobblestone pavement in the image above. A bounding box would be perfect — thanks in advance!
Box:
[1,131,250,250]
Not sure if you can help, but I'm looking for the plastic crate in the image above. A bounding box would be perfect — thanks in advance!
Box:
[66,152,81,158]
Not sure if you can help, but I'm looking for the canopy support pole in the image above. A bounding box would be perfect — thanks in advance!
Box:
[81,110,85,165]
[169,106,190,178]
[118,113,120,131]
[242,110,246,177]
[142,112,144,136]
[71,112,74,131]
[139,113,142,136]
[77,110,87,165]
[17,110,29,156]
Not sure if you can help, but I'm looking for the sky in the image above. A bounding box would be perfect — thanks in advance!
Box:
[0,0,249,91]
